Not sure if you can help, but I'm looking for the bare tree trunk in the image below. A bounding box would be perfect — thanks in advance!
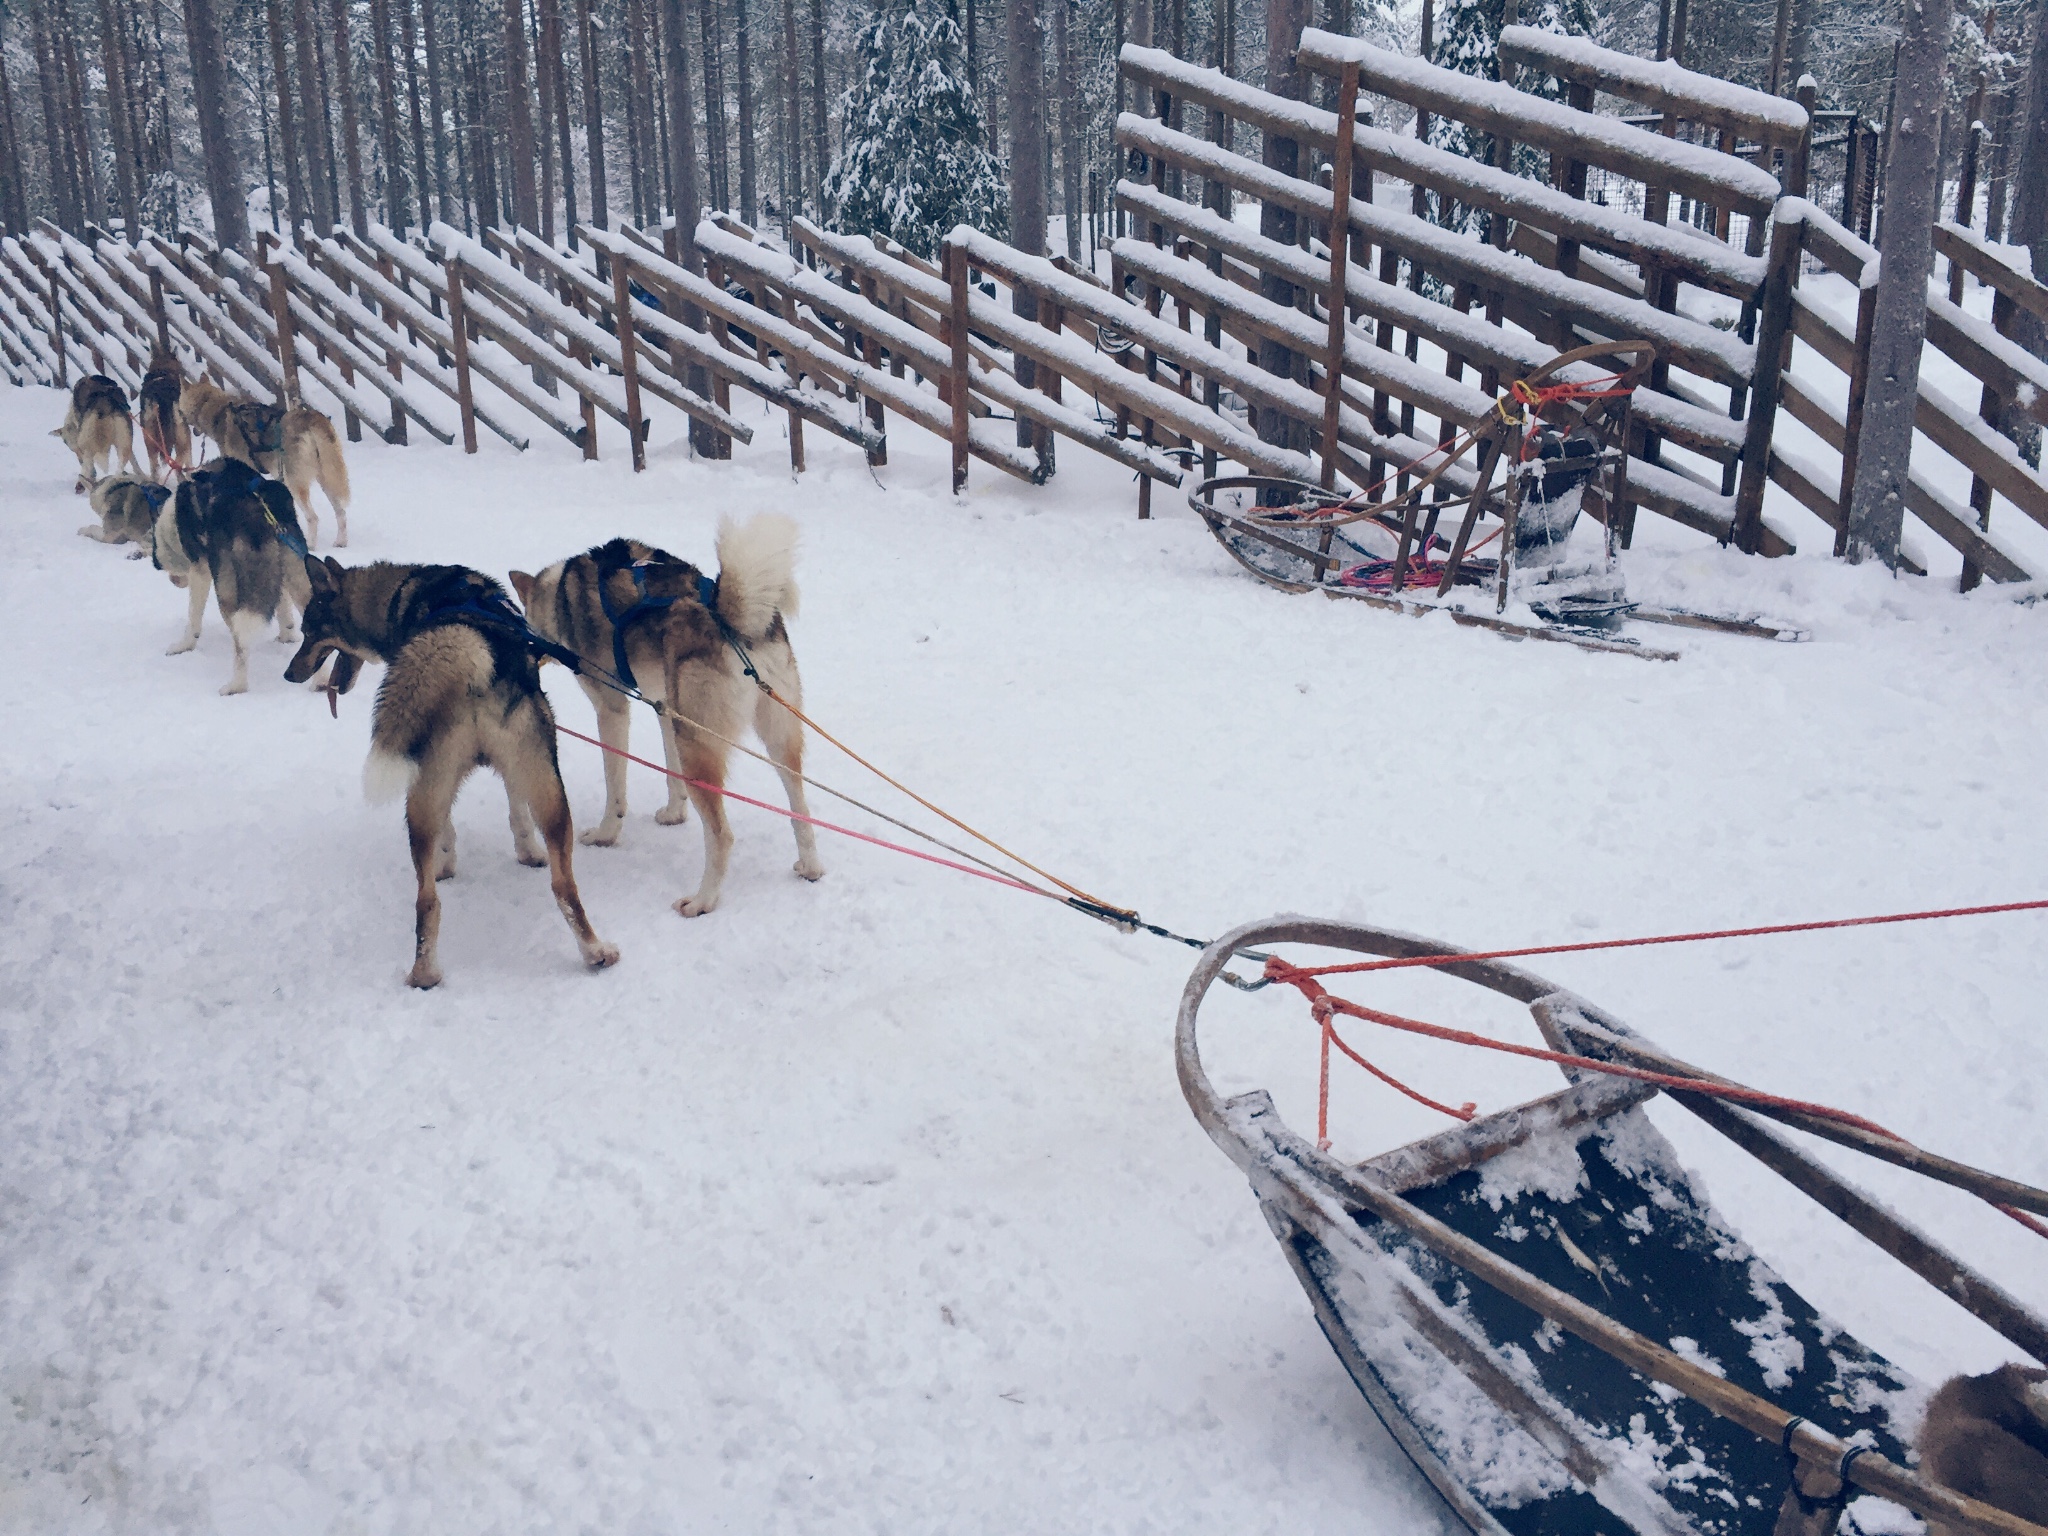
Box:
[31,2,79,230]
[460,0,496,224]
[400,0,434,227]
[780,0,800,216]
[1256,0,1309,456]
[263,0,305,232]
[0,26,31,234]
[294,0,337,228]
[1845,0,1951,567]
[497,0,539,226]
[62,24,103,229]
[530,0,556,238]
[329,0,369,235]
[183,0,249,245]
[99,0,142,233]
[536,0,574,241]
[2012,0,2048,349]
[419,0,453,221]
[700,0,727,212]
[806,0,824,213]
[735,0,757,225]
[661,0,723,454]
[1056,0,1079,259]
[371,0,410,228]
[1007,0,1046,457]
[576,0,606,231]
[627,0,656,223]
[965,0,976,95]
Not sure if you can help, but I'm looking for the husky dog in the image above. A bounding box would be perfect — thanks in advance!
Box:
[80,473,171,556]
[152,458,310,695]
[138,351,190,481]
[508,515,824,918]
[282,558,620,989]
[53,374,139,490]
[1919,1364,2048,1534]
[177,378,352,548]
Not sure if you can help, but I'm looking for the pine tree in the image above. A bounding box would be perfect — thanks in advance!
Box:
[1428,0,1591,195]
[823,0,1006,257]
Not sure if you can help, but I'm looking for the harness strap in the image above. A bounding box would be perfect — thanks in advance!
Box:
[427,590,588,673]
[598,560,680,691]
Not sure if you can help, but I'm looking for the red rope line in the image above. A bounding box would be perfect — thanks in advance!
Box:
[554,725,1049,897]
[1286,898,2048,980]
[1263,958,2048,1241]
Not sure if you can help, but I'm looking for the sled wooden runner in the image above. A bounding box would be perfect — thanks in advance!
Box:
[1178,917,2048,1536]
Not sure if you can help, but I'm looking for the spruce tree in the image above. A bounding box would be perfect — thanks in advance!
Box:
[823,0,1006,257]
[1428,0,1591,205]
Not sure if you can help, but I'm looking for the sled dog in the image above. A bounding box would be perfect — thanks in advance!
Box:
[177,378,352,548]
[1920,1364,2048,1534]
[508,515,824,917]
[282,558,619,989]
[152,458,310,695]
[53,374,139,490]
[80,473,171,556]
[138,351,191,480]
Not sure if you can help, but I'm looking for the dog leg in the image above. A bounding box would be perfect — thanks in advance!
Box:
[517,762,619,970]
[654,710,692,826]
[405,790,449,988]
[755,683,826,882]
[436,821,458,880]
[276,594,302,645]
[673,736,736,917]
[167,570,211,654]
[577,692,633,846]
[290,473,320,551]
[78,523,112,542]
[506,786,548,867]
[221,610,264,695]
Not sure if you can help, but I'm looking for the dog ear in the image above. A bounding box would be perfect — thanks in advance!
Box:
[507,570,536,605]
[305,554,340,593]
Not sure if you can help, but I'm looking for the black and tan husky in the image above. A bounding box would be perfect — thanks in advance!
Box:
[509,514,824,919]
[152,458,311,695]
[283,558,619,989]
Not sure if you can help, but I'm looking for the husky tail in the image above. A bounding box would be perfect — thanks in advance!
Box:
[714,513,800,642]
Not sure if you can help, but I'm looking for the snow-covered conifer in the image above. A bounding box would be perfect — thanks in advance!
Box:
[823,0,1008,257]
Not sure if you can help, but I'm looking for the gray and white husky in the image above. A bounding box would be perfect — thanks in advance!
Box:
[508,514,824,919]
[53,374,140,491]
[282,558,620,990]
[79,473,170,557]
[151,459,310,694]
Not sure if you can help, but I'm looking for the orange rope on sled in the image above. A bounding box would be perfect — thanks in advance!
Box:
[1262,956,2048,1242]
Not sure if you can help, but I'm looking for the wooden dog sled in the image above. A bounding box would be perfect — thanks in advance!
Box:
[1178,917,2048,1536]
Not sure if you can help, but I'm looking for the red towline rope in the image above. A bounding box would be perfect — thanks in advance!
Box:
[1263,957,2048,1242]
[1286,898,2048,980]
[554,725,1047,897]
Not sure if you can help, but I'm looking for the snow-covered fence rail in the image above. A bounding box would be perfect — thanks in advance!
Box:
[1779,202,2044,586]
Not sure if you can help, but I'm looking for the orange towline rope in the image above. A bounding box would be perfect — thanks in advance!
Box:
[1285,898,2048,981]
[1263,957,2048,1242]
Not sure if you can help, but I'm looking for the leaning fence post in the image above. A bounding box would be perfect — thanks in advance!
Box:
[42,255,65,385]
[946,240,971,496]
[263,243,302,408]
[1730,207,1802,553]
[611,255,647,472]
[1320,57,1361,491]
[445,256,479,454]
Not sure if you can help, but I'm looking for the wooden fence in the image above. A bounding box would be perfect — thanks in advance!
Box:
[3,26,2046,592]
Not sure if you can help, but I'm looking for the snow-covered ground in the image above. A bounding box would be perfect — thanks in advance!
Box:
[6,368,2048,1535]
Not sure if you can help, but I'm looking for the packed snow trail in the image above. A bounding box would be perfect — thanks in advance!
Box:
[4,383,2048,1534]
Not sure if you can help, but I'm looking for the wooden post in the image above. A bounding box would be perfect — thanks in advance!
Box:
[1730,211,1802,553]
[264,250,302,408]
[1833,276,1880,557]
[1319,59,1360,491]
[44,257,65,385]
[612,255,646,472]
[946,241,971,495]
[1949,70,1989,304]
[859,271,887,464]
[1960,287,2015,590]
[445,257,478,454]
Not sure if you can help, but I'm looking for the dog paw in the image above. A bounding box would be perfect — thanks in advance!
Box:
[579,824,623,847]
[166,637,197,656]
[514,842,547,868]
[582,941,621,970]
[654,802,691,826]
[277,629,300,645]
[407,963,443,990]
[794,858,826,882]
[674,895,719,918]
[126,548,147,560]
[218,678,248,696]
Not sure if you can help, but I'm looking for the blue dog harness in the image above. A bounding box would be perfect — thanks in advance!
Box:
[597,559,718,692]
